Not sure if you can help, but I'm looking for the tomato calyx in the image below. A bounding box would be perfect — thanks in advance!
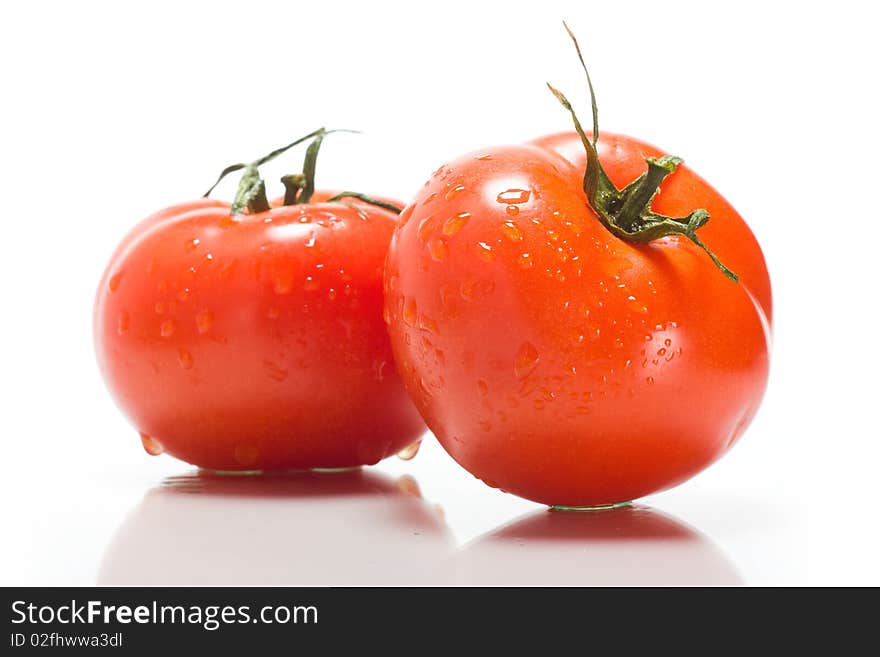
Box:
[201,128,402,216]
[548,23,738,282]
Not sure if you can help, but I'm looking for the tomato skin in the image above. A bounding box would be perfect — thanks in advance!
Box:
[95,197,425,470]
[384,142,770,506]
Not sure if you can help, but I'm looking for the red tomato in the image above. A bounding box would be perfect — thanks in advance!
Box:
[95,136,424,470]
[384,135,771,506]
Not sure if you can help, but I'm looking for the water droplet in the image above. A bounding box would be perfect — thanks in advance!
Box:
[117,311,130,335]
[476,241,496,261]
[443,212,470,236]
[398,205,414,227]
[657,348,667,356]
[140,433,164,456]
[664,338,672,346]
[304,276,319,291]
[328,288,337,301]
[445,184,465,201]
[514,342,540,379]
[646,376,655,385]
[263,359,289,382]
[184,238,200,252]
[427,238,449,261]
[419,376,433,397]
[506,205,520,216]
[496,189,531,204]
[273,270,294,294]
[418,314,438,334]
[397,440,421,461]
[459,279,479,301]
[403,298,418,327]
[177,348,194,369]
[160,319,175,338]
[518,253,533,269]
[305,234,316,248]
[423,192,438,206]
[477,379,489,396]
[417,216,435,242]
[195,310,214,334]
[476,153,493,161]
[499,221,524,242]
[205,253,214,261]
[108,272,124,292]
[177,288,190,302]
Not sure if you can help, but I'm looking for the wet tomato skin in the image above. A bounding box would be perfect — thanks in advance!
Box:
[384,142,770,506]
[95,197,425,470]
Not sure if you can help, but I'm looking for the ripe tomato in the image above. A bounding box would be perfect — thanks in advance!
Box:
[95,131,425,470]
[384,48,771,506]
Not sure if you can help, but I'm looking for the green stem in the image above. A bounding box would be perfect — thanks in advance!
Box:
[548,22,738,283]
[325,192,402,214]
[281,174,306,205]
[206,128,393,217]
[203,128,325,199]
[230,164,270,215]
[616,156,682,231]
[295,130,325,205]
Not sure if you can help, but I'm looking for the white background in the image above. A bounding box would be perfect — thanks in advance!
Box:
[1,0,877,585]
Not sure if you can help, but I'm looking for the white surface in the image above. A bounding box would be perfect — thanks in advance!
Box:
[0,0,877,586]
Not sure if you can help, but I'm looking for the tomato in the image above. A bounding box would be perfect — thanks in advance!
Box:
[94,131,425,470]
[383,45,771,506]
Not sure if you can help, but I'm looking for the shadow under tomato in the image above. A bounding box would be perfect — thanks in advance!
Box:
[98,469,454,586]
[453,504,743,585]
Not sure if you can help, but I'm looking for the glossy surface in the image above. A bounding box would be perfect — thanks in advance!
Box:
[99,470,452,585]
[96,467,738,586]
[385,139,771,506]
[95,195,425,470]
[454,505,742,585]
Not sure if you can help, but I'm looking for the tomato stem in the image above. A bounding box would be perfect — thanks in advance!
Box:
[281,174,306,205]
[325,192,402,214]
[295,129,326,205]
[231,164,271,215]
[204,128,395,217]
[548,22,738,283]
[203,128,325,199]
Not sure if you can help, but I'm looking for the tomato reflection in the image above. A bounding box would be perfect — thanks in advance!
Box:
[99,469,453,585]
[454,504,743,585]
